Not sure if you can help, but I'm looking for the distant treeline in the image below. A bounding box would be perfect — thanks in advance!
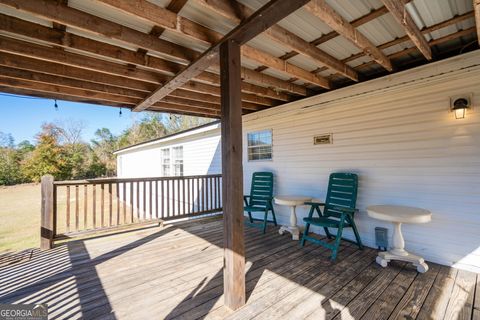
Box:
[0,113,212,185]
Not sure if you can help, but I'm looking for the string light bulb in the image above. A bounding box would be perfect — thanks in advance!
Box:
[54,99,59,111]
[119,107,123,117]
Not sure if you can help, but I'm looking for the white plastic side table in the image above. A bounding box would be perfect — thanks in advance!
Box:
[367,205,432,273]
[274,196,311,240]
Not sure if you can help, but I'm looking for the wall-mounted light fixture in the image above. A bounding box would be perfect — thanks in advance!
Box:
[450,95,472,119]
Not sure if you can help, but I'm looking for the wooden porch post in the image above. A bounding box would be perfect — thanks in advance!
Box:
[220,39,245,310]
[40,175,55,250]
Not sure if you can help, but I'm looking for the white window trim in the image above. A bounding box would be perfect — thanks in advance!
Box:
[247,129,273,162]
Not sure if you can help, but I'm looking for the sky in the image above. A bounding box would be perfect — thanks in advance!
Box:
[0,93,144,144]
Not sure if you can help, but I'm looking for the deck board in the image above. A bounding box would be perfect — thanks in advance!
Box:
[0,217,477,319]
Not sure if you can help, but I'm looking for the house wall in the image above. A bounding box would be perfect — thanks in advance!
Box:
[116,128,221,178]
[242,51,480,272]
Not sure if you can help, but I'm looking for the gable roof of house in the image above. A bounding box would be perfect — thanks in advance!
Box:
[113,120,220,154]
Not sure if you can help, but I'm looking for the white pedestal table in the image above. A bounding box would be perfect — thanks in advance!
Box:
[274,196,311,241]
[367,205,432,273]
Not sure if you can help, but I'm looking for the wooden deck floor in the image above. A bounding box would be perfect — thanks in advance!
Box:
[0,216,478,320]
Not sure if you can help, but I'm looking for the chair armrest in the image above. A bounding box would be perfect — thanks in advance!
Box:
[243,195,250,206]
[304,201,325,206]
[332,206,357,218]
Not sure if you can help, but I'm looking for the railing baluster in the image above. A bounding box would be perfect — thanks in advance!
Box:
[155,181,159,219]
[75,185,79,231]
[116,182,120,225]
[149,181,152,220]
[101,184,105,227]
[92,184,96,229]
[109,183,113,227]
[123,182,126,224]
[161,180,164,219]
[136,181,140,221]
[130,182,134,223]
[66,186,70,233]
[167,179,170,218]
[84,184,88,229]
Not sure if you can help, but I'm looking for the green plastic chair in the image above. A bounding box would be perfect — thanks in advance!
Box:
[300,173,363,260]
[244,172,277,233]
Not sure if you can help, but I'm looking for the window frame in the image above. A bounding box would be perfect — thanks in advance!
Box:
[172,146,184,177]
[160,147,171,177]
[247,129,273,162]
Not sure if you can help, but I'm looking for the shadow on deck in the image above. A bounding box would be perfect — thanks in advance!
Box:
[0,216,478,319]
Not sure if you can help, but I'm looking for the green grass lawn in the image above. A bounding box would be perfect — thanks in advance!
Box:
[0,184,42,253]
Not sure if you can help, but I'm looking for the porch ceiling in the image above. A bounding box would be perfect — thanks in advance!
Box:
[0,0,478,118]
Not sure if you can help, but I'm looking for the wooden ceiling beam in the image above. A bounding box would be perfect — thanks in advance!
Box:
[475,0,480,45]
[0,65,259,111]
[315,12,474,75]
[0,37,276,107]
[0,75,222,116]
[305,0,393,71]
[0,14,294,101]
[330,27,477,82]
[0,0,312,95]
[98,0,329,88]
[134,0,311,112]
[191,0,355,81]
[0,53,268,111]
[380,0,432,60]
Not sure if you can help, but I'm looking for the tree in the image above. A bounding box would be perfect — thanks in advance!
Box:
[164,114,213,134]
[91,128,118,176]
[0,132,14,148]
[0,148,22,185]
[21,124,69,182]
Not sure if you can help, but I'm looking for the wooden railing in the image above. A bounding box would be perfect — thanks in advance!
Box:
[40,174,222,249]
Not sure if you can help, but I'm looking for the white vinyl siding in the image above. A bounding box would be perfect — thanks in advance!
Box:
[243,52,480,272]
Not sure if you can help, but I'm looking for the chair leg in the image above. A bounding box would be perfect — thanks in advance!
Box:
[323,227,332,239]
[351,221,363,249]
[331,225,344,260]
[247,211,253,223]
[262,210,268,234]
[301,223,310,247]
[271,207,277,226]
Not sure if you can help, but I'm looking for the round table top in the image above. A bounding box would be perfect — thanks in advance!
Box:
[367,205,432,224]
[274,196,312,206]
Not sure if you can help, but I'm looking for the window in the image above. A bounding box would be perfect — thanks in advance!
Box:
[172,146,184,176]
[247,130,272,161]
[161,148,170,176]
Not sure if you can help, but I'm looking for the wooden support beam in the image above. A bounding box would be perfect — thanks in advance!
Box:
[134,0,311,112]
[192,0,354,81]
[381,0,432,60]
[315,12,474,75]
[220,39,245,311]
[0,75,222,117]
[475,0,480,45]
[40,175,55,250]
[0,0,310,95]
[305,0,393,71]
[0,13,301,99]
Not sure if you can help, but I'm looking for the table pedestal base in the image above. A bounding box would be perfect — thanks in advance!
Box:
[376,251,429,273]
[279,225,300,240]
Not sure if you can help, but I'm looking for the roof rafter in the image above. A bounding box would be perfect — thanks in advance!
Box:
[0,36,277,107]
[380,0,432,60]
[304,0,393,71]
[191,0,357,81]
[134,0,312,112]
[97,0,331,87]
[0,0,312,96]
[0,76,222,117]
[475,0,480,45]
[0,13,299,101]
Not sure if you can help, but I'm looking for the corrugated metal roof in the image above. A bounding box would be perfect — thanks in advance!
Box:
[0,0,477,115]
